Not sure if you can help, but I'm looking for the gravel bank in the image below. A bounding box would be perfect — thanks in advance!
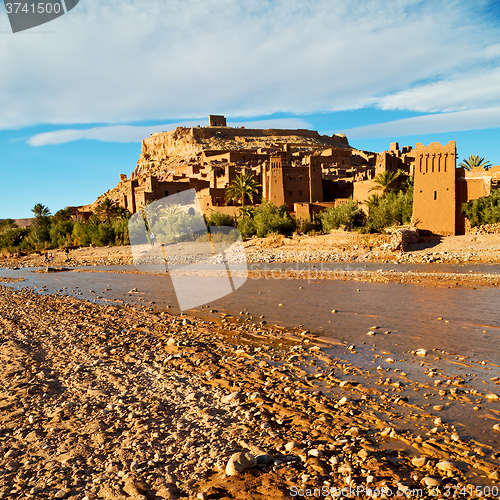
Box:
[0,286,499,499]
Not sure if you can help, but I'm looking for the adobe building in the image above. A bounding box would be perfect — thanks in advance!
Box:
[261,155,323,210]
[412,141,466,235]
[464,165,500,199]
[208,115,227,127]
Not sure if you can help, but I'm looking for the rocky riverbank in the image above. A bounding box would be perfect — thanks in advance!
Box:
[1,286,499,499]
[1,231,500,271]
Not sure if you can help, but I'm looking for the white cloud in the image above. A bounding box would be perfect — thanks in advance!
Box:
[340,107,500,139]
[28,118,312,146]
[0,0,499,130]
[374,66,500,113]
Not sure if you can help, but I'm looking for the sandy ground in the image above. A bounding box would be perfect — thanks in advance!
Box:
[1,285,500,499]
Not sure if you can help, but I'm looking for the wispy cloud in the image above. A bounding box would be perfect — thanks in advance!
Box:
[0,0,499,130]
[340,107,500,139]
[373,66,500,113]
[28,118,312,146]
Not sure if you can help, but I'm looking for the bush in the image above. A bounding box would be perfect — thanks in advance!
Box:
[113,218,130,245]
[237,216,256,239]
[253,202,296,237]
[462,190,500,226]
[206,211,234,227]
[72,222,92,246]
[0,227,30,251]
[320,199,365,232]
[90,223,115,246]
[50,220,74,247]
[366,190,413,232]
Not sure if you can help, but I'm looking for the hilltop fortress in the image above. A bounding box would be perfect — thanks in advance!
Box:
[89,116,500,235]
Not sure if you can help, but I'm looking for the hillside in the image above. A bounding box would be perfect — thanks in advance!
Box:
[85,126,350,210]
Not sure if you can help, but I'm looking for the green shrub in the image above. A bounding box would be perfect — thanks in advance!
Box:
[253,202,296,237]
[206,211,235,227]
[112,218,130,245]
[366,189,413,232]
[50,220,74,247]
[320,199,365,232]
[462,190,500,226]
[237,216,256,239]
[91,223,115,246]
[0,227,30,250]
[72,222,92,246]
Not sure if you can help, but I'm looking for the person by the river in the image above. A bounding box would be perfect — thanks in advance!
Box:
[150,232,156,246]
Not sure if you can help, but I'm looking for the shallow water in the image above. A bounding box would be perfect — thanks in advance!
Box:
[1,263,500,448]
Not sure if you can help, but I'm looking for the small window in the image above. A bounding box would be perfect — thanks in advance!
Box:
[298,190,303,196]
[434,191,437,200]
[164,190,169,197]
[288,191,293,197]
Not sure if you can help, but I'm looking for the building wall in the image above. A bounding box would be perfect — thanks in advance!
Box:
[465,178,490,201]
[208,115,227,126]
[353,179,376,206]
[309,162,323,203]
[412,141,459,235]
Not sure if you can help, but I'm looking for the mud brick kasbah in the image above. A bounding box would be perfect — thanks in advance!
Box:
[82,117,499,236]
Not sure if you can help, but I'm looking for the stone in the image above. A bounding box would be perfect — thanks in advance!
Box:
[54,490,67,499]
[493,424,500,433]
[423,477,441,487]
[436,461,457,472]
[285,441,301,452]
[412,456,427,468]
[308,449,322,457]
[255,454,274,465]
[225,452,256,476]
[415,348,427,357]
[221,391,243,404]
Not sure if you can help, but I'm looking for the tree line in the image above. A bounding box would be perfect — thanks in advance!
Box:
[0,198,130,255]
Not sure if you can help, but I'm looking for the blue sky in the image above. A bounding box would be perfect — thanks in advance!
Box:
[1,0,500,218]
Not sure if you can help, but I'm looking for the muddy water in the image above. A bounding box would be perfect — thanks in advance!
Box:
[1,264,500,448]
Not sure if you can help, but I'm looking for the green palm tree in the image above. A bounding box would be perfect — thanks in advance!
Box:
[225,172,261,207]
[369,171,399,196]
[458,155,492,171]
[95,197,118,223]
[32,203,51,218]
[365,193,381,210]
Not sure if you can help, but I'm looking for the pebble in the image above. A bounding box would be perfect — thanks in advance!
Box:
[412,456,427,467]
[308,449,322,457]
[423,477,441,487]
[436,460,457,472]
[225,452,257,476]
